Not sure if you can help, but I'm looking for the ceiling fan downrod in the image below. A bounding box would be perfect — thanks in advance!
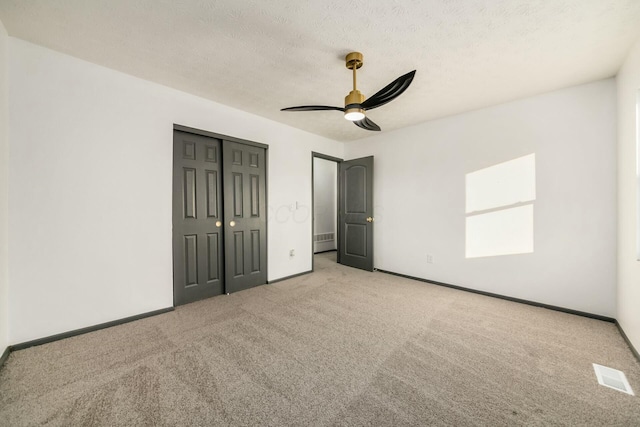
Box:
[344,52,365,121]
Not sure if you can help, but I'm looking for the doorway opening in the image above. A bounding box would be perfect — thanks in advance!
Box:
[312,152,342,270]
[311,152,375,272]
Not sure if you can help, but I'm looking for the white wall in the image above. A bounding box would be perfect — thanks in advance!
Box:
[0,18,9,355]
[313,157,337,253]
[7,38,342,344]
[345,79,617,317]
[617,37,640,351]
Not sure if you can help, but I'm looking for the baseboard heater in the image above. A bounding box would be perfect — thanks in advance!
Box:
[314,232,335,243]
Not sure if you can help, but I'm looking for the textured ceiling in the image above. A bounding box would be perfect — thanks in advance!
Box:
[1,0,640,142]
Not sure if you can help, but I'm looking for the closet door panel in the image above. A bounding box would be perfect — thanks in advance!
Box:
[172,131,224,305]
[223,140,267,293]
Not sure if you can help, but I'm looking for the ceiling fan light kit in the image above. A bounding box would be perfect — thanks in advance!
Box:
[344,109,365,121]
[281,51,416,132]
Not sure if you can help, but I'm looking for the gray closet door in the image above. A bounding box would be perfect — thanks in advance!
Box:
[339,156,374,271]
[172,130,225,305]
[223,140,267,293]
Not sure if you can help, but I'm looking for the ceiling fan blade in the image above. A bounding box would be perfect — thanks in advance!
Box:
[353,116,381,131]
[361,70,416,111]
[281,105,345,112]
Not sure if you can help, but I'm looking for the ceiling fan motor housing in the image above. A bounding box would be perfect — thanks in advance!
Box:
[344,90,365,120]
[345,89,364,108]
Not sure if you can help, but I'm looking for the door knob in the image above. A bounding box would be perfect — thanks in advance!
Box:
[366,217,374,223]
[215,221,222,227]
[230,220,236,227]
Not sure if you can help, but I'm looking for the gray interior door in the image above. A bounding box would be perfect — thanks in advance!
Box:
[339,156,374,271]
[223,140,267,293]
[172,130,225,305]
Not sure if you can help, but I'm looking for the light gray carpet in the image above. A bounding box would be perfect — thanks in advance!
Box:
[1,252,639,426]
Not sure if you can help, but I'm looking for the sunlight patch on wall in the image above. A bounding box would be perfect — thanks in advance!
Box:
[466,205,533,258]
[466,154,536,258]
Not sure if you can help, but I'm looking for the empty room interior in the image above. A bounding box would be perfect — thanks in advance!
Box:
[1,1,640,425]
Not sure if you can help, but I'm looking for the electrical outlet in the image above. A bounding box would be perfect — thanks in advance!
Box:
[426,254,433,264]
[289,249,295,257]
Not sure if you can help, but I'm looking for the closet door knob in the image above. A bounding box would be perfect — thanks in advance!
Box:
[230,221,236,227]
[215,221,222,227]
[366,217,374,223]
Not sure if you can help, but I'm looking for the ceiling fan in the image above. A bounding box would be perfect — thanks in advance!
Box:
[281,52,416,131]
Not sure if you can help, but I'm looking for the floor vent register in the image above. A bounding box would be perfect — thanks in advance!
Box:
[593,363,634,395]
